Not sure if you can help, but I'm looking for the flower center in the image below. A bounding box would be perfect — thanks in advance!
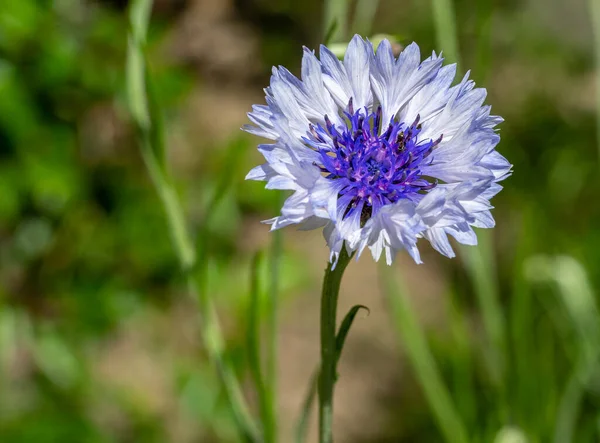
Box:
[305,101,441,221]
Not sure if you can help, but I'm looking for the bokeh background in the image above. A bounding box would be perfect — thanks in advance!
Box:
[2,0,600,442]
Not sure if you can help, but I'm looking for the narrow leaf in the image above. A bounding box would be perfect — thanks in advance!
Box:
[294,369,319,443]
[143,55,167,170]
[380,265,469,443]
[351,0,380,36]
[294,304,368,443]
[323,18,339,46]
[431,0,460,66]
[461,231,506,389]
[524,255,600,443]
[323,0,348,42]
[589,0,600,164]
[247,252,264,400]
[335,304,369,370]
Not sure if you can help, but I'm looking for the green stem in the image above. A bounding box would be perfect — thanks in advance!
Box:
[264,224,281,443]
[318,247,353,443]
[139,143,195,269]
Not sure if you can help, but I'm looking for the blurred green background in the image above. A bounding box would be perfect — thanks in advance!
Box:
[2,0,600,442]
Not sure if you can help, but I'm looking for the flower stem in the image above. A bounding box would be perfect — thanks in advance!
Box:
[264,221,282,443]
[318,247,352,443]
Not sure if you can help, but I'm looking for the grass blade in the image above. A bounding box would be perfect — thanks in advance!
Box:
[474,0,493,81]
[247,252,263,400]
[246,252,276,443]
[295,369,319,443]
[324,0,348,43]
[447,289,476,429]
[525,256,600,443]
[351,0,380,36]
[431,0,460,65]
[589,0,600,164]
[461,231,507,390]
[323,19,339,46]
[380,264,469,443]
[126,1,260,440]
[204,136,247,221]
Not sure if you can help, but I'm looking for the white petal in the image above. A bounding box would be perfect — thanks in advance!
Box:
[244,104,278,139]
[479,150,512,180]
[343,35,373,110]
[265,175,296,190]
[310,177,345,220]
[300,47,340,122]
[421,163,494,183]
[446,223,478,245]
[399,63,457,124]
[324,222,344,266]
[298,216,329,231]
[471,210,495,228]
[245,164,276,181]
[423,228,455,258]
[418,71,480,139]
[270,71,311,136]
[320,44,353,108]
[362,200,426,265]
[371,41,443,130]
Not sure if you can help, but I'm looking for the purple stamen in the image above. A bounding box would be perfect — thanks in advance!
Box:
[305,102,441,221]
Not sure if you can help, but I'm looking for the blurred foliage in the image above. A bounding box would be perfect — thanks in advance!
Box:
[1,0,600,442]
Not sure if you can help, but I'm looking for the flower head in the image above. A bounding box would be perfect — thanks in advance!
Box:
[245,35,511,265]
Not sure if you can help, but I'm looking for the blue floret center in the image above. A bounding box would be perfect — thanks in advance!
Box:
[304,100,441,222]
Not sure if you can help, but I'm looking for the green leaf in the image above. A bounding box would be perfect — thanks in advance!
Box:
[294,304,368,443]
[334,304,369,371]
